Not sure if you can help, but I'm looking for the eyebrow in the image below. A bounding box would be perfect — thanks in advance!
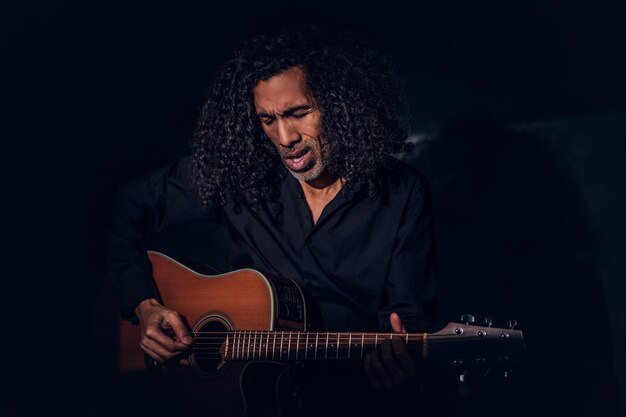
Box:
[257,104,312,118]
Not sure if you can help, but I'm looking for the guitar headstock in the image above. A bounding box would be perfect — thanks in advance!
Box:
[428,315,525,380]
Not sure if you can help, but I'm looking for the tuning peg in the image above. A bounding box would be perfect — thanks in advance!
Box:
[461,314,475,325]
[483,316,495,327]
[507,319,518,330]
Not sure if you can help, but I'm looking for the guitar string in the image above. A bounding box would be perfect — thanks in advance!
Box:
[189,334,510,338]
[176,331,517,338]
[181,340,515,352]
[191,350,517,360]
[187,330,518,335]
[160,332,519,358]
[190,350,518,359]
[189,341,514,350]
[188,336,508,343]
[187,335,515,342]
[177,334,515,343]
[189,343,513,352]
[187,338,514,351]
[188,339,517,359]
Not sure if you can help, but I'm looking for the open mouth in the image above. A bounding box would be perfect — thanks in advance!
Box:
[283,148,312,172]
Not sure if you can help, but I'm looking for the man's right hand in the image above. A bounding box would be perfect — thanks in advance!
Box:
[134,298,193,365]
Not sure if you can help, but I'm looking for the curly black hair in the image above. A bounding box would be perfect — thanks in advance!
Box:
[192,25,411,208]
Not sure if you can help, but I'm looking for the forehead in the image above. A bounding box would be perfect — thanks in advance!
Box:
[253,67,312,112]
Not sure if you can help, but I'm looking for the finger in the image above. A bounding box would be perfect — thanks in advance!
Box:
[371,345,393,389]
[145,323,186,353]
[141,343,166,364]
[391,337,416,378]
[390,312,405,334]
[179,358,190,366]
[381,339,404,385]
[163,311,192,346]
[142,335,182,361]
[364,353,382,390]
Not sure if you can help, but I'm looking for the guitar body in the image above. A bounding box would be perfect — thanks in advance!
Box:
[119,251,308,417]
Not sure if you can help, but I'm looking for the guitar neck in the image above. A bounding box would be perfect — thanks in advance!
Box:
[196,331,428,362]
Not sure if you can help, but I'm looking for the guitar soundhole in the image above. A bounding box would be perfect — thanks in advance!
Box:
[190,315,230,379]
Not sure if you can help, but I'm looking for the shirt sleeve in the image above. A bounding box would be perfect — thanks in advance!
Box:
[378,174,437,333]
[106,156,214,322]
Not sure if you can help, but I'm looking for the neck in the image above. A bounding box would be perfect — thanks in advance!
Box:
[298,171,344,200]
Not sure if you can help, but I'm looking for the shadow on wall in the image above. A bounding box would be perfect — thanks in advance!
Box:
[411,114,622,416]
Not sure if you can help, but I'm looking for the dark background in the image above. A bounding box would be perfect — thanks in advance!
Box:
[8,0,625,416]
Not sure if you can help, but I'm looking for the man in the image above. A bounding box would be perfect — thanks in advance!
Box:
[108,25,436,415]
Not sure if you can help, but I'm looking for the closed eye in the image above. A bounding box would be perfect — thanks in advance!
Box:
[259,116,275,125]
[283,105,314,119]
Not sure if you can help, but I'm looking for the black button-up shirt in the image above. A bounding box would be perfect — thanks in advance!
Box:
[107,156,436,332]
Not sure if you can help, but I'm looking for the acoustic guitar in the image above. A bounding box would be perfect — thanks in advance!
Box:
[119,251,524,416]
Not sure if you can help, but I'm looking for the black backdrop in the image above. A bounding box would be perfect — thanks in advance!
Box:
[9,1,625,416]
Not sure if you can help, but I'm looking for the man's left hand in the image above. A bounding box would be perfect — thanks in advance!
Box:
[364,312,417,389]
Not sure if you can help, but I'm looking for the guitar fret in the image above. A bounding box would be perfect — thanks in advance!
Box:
[288,332,292,360]
[305,333,309,360]
[315,333,319,359]
[336,333,340,359]
[272,332,276,360]
[325,333,329,359]
[361,333,364,358]
[348,334,352,359]
[253,331,257,360]
[296,333,300,360]
[280,331,284,360]
[237,332,241,360]
[249,331,253,360]
[265,332,269,360]
[241,331,244,360]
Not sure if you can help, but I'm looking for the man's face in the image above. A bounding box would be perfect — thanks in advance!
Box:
[253,66,328,182]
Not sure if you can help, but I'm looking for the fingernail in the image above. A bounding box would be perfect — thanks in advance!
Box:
[183,336,192,344]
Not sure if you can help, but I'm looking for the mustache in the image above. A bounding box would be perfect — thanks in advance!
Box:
[279,145,311,159]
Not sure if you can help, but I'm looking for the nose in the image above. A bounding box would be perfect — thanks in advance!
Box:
[275,119,300,148]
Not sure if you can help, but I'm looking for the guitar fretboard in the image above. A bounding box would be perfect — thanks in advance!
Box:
[199,331,427,361]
